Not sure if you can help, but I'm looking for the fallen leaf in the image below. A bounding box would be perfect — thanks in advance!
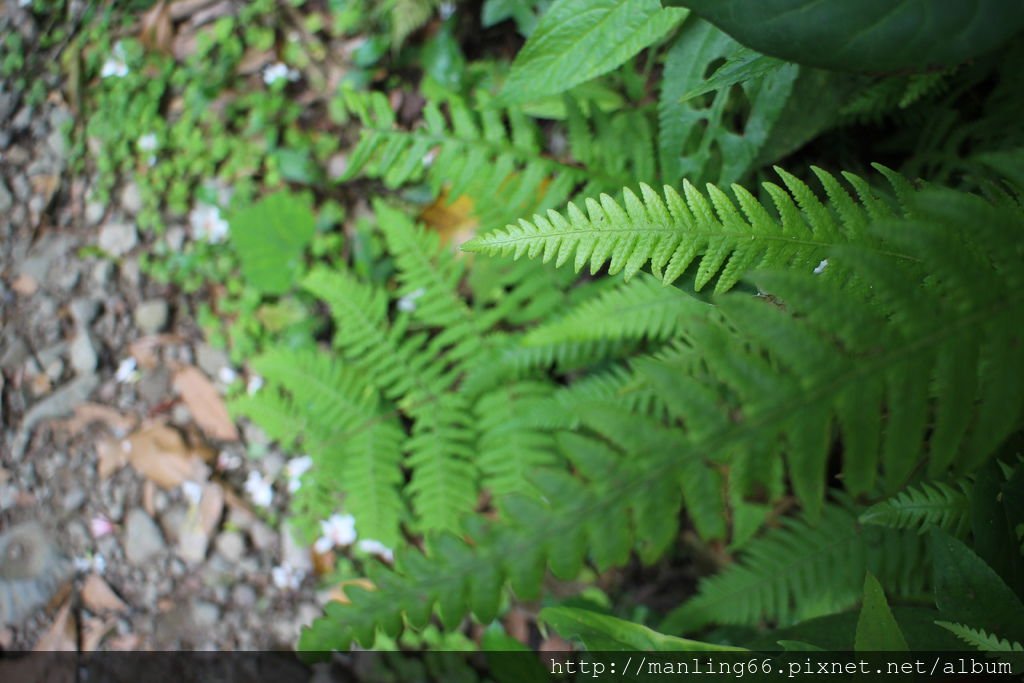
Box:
[80,615,116,653]
[324,578,375,605]
[29,174,59,205]
[106,633,141,651]
[81,574,128,614]
[198,482,224,535]
[169,0,219,20]
[176,482,223,564]
[419,189,479,248]
[237,48,274,75]
[139,0,174,54]
[128,333,183,370]
[173,367,239,441]
[311,548,336,577]
[95,437,128,480]
[60,403,136,436]
[123,422,210,489]
[11,273,38,296]
[32,599,76,651]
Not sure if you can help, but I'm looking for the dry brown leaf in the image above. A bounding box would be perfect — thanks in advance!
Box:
[237,48,274,75]
[80,615,116,653]
[29,174,59,204]
[32,599,76,651]
[324,578,375,605]
[198,482,224,535]
[311,548,336,577]
[139,0,174,55]
[173,366,239,441]
[124,422,210,489]
[61,402,136,436]
[106,632,141,651]
[11,273,38,296]
[95,436,129,480]
[81,574,128,614]
[419,190,479,248]
[176,482,223,564]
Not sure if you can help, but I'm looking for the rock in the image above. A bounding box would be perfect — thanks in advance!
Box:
[137,367,170,405]
[160,505,187,544]
[70,299,100,326]
[195,343,230,379]
[165,226,186,251]
[85,201,105,226]
[214,531,245,564]
[69,330,97,375]
[123,509,165,565]
[281,523,313,574]
[119,182,142,215]
[98,222,137,257]
[134,299,168,334]
[248,521,277,552]
[61,486,86,512]
[90,261,112,289]
[232,584,256,608]
[0,181,11,213]
[192,601,220,629]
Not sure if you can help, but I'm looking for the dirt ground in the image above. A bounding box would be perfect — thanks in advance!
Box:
[0,6,329,652]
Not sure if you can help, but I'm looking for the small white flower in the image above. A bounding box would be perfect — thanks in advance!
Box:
[100,42,129,79]
[313,513,356,554]
[137,133,158,152]
[246,374,264,395]
[189,203,230,244]
[357,539,394,563]
[397,287,426,313]
[262,62,300,86]
[89,515,115,539]
[115,357,138,383]
[73,553,106,574]
[217,450,242,471]
[285,455,313,494]
[218,366,238,384]
[181,480,203,506]
[439,2,456,20]
[813,258,829,275]
[271,563,306,591]
[244,470,274,508]
[422,148,438,168]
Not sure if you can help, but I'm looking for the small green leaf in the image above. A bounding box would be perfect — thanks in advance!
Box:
[499,0,687,104]
[855,572,909,652]
[230,191,316,295]
[930,528,1024,643]
[664,0,1024,73]
[540,606,746,651]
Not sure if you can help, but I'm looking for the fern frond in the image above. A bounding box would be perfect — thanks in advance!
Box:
[661,502,929,634]
[229,349,406,546]
[463,166,909,292]
[523,273,710,347]
[935,622,1024,653]
[339,90,630,229]
[860,479,973,536]
[476,382,559,498]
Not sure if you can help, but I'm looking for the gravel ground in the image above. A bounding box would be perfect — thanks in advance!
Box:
[0,6,328,652]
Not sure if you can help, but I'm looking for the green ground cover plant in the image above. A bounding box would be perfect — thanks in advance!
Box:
[73,0,1023,667]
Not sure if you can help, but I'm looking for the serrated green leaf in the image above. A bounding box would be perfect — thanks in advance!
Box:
[540,607,746,651]
[664,0,1024,73]
[230,191,316,295]
[499,0,687,104]
[855,572,909,652]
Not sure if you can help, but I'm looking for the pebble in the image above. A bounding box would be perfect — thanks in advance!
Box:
[134,299,168,334]
[120,182,142,214]
[123,508,165,565]
[85,201,105,226]
[232,584,257,608]
[61,486,86,512]
[69,330,97,374]
[215,531,245,564]
[0,181,11,213]
[195,343,231,379]
[98,221,137,257]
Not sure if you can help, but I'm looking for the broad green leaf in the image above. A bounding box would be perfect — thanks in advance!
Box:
[540,606,746,651]
[930,528,1024,643]
[500,0,687,104]
[664,0,1024,73]
[230,191,316,295]
[855,573,909,651]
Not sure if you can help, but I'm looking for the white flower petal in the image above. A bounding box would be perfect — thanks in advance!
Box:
[115,357,137,383]
[357,539,394,562]
[813,258,829,275]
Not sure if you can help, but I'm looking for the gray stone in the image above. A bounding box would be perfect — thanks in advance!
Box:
[98,222,137,257]
[119,182,142,215]
[192,601,220,629]
[69,330,97,375]
[195,343,230,379]
[61,486,86,512]
[248,521,277,552]
[123,509,165,565]
[165,226,186,251]
[137,367,170,405]
[70,299,100,326]
[85,201,105,226]
[215,531,245,564]
[0,180,11,213]
[90,261,112,289]
[160,505,187,544]
[134,299,168,334]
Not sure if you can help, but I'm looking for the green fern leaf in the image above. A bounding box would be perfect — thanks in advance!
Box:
[935,622,1024,652]
[463,166,908,292]
[860,479,972,536]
